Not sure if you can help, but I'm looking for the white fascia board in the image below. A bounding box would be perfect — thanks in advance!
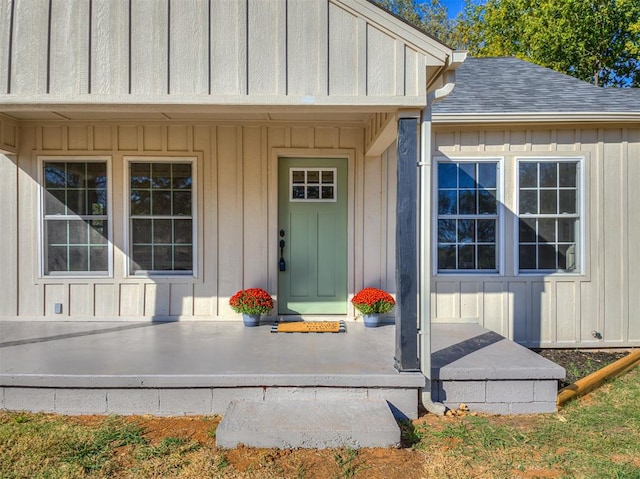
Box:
[433,111,640,124]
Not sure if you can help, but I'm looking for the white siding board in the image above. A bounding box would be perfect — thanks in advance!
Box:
[435,282,457,318]
[404,47,418,97]
[0,0,11,94]
[169,0,208,95]
[67,126,89,151]
[94,284,117,317]
[145,283,170,317]
[0,154,18,316]
[556,282,577,343]
[69,284,93,317]
[362,156,383,287]
[509,282,527,343]
[49,0,89,95]
[602,130,625,342]
[120,283,142,317]
[460,281,480,319]
[328,4,358,96]
[10,0,49,94]
[169,284,194,316]
[242,127,267,288]
[44,284,67,316]
[628,130,640,341]
[579,281,600,344]
[366,25,395,96]
[247,0,285,95]
[482,282,505,335]
[91,0,129,95]
[167,125,189,152]
[287,0,327,96]
[210,0,246,95]
[130,0,168,95]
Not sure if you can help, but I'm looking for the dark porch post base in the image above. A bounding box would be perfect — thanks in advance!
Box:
[394,116,419,372]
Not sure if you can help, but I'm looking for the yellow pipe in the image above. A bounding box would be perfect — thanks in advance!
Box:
[557,349,640,406]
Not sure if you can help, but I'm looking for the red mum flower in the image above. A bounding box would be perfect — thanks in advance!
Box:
[229,288,274,315]
[351,288,395,314]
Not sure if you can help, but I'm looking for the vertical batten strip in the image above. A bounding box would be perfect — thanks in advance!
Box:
[5,0,16,93]
[167,0,170,94]
[88,0,92,93]
[46,0,52,93]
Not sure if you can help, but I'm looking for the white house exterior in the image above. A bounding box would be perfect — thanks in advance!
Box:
[0,1,638,350]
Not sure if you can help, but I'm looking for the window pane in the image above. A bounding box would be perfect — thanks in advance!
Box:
[558,244,575,271]
[174,246,193,270]
[458,190,476,214]
[438,190,457,215]
[154,245,173,270]
[48,245,68,272]
[66,190,86,215]
[68,246,88,271]
[68,220,87,244]
[519,163,537,188]
[538,244,557,269]
[558,218,576,242]
[519,245,536,269]
[292,186,305,199]
[87,189,107,215]
[458,163,476,188]
[90,246,108,271]
[86,163,107,189]
[172,191,192,216]
[89,220,108,245]
[292,170,305,183]
[174,219,192,244]
[66,163,86,188]
[132,245,152,270]
[172,164,192,189]
[519,218,536,243]
[322,171,334,183]
[321,186,334,199]
[458,219,475,243]
[438,219,456,243]
[477,219,496,243]
[307,186,320,199]
[539,163,557,187]
[131,163,151,188]
[477,163,497,189]
[478,189,497,214]
[132,219,152,244]
[438,163,457,188]
[47,220,67,244]
[559,190,576,214]
[154,219,172,244]
[307,171,319,184]
[44,163,67,189]
[152,191,171,215]
[520,190,537,214]
[45,190,66,216]
[131,190,151,215]
[538,219,556,242]
[477,245,496,270]
[539,190,557,214]
[559,163,577,187]
[458,245,475,269]
[152,163,171,189]
[438,245,456,269]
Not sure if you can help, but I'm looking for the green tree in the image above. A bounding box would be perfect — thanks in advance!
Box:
[374,0,462,47]
[459,0,640,87]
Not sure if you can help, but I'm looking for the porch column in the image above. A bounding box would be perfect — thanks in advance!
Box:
[394,114,420,372]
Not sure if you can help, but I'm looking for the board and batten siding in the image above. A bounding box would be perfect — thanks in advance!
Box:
[6,121,376,321]
[427,126,640,347]
[0,0,446,106]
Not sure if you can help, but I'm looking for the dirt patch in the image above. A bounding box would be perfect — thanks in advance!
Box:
[535,348,629,387]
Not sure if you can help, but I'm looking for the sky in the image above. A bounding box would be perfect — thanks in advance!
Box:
[441,0,466,18]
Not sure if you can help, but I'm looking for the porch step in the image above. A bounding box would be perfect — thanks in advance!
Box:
[216,399,401,449]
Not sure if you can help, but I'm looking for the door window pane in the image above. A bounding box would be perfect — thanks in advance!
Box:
[289,168,337,201]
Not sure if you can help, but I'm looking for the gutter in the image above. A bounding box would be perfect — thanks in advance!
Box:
[432,111,640,125]
[418,52,466,415]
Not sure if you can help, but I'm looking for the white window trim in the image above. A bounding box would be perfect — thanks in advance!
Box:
[123,156,198,278]
[514,156,585,276]
[38,156,114,278]
[432,157,505,276]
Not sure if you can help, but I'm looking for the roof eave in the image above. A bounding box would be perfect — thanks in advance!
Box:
[433,111,640,125]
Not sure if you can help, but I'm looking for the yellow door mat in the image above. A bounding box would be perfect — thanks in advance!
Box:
[271,321,346,333]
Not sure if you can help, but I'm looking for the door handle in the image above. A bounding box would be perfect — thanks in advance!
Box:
[279,230,286,271]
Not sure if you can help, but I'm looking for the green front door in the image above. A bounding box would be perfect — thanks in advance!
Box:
[278,158,348,314]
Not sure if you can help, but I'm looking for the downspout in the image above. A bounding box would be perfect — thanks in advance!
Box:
[419,68,458,415]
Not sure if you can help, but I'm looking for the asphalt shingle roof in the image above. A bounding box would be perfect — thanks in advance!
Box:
[433,57,640,114]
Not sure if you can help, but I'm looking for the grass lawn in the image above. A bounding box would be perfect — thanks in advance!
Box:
[1,365,639,478]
